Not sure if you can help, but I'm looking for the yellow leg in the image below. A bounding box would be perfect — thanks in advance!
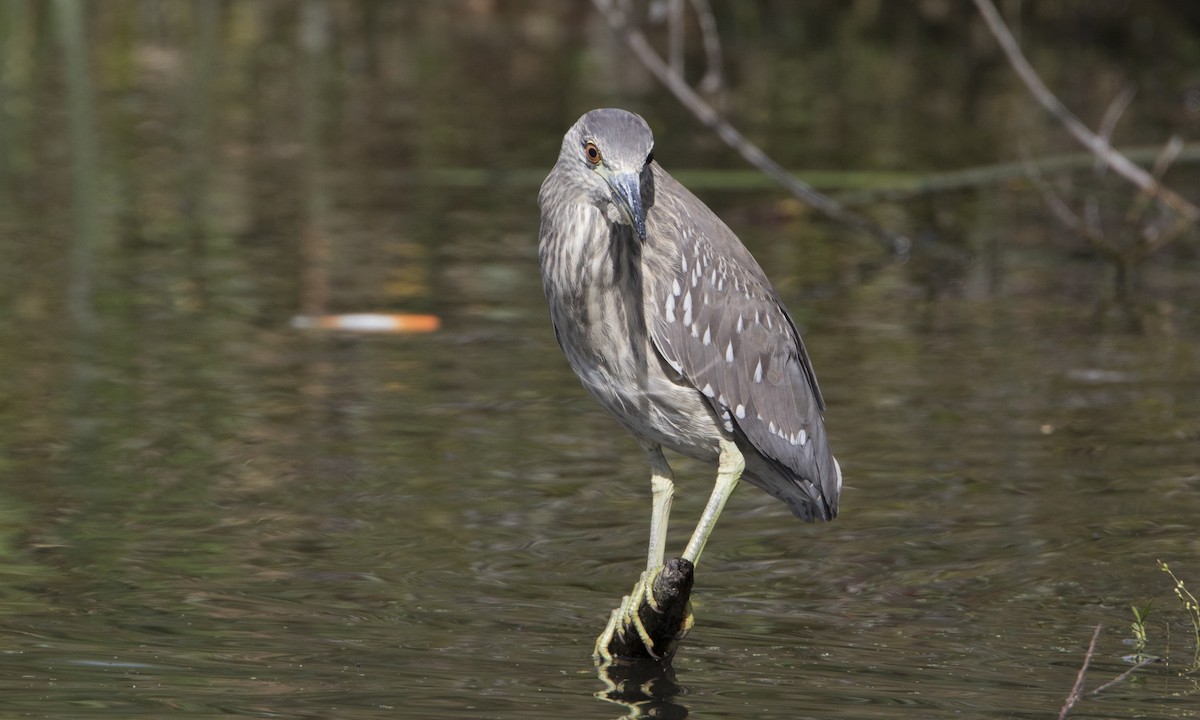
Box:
[594,440,740,662]
[594,445,678,662]
[645,445,674,572]
[681,438,744,565]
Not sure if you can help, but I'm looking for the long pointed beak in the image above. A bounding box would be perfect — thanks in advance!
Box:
[608,171,647,240]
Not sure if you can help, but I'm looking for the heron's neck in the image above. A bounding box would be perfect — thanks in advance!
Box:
[542,202,641,291]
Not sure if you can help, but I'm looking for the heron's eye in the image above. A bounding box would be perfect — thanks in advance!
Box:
[584,142,602,165]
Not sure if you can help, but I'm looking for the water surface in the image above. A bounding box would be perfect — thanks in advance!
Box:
[1,2,1199,718]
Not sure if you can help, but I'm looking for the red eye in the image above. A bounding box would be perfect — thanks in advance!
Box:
[585,142,602,165]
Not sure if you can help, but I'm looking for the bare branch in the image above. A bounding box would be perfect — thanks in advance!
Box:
[971,0,1200,223]
[1056,626,1160,718]
[1058,624,1101,720]
[590,0,910,258]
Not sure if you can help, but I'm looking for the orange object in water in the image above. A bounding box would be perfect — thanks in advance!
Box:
[291,313,441,333]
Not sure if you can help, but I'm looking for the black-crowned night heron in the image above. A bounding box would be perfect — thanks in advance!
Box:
[538,108,841,660]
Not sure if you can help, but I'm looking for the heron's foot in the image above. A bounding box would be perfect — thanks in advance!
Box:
[593,558,695,664]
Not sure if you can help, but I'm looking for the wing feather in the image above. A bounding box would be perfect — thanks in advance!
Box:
[642,165,840,520]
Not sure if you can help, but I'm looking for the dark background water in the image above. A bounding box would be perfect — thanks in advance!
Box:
[1,2,1199,718]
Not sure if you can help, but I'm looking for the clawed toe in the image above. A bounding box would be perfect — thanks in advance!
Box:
[593,560,695,664]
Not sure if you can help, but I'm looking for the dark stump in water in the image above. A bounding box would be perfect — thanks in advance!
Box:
[599,557,695,662]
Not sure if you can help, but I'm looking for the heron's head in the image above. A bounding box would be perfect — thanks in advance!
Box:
[562,108,655,240]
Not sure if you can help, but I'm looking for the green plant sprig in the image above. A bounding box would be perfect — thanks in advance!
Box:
[1158,559,1200,673]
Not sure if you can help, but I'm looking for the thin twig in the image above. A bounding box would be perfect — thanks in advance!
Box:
[1135,214,1194,263]
[1127,135,1185,224]
[1087,655,1160,698]
[971,0,1200,223]
[1094,84,1137,176]
[1021,152,1085,229]
[1151,135,1185,182]
[1058,624,1102,720]
[590,0,911,259]
[688,0,723,92]
[1019,146,1122,261]
[666,0,684,77]
[1083,196,1104,245]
